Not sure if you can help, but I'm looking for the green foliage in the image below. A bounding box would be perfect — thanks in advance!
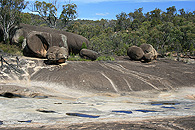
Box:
[81,42,87,49]
[18,36,24,43]
[60,3,77,28]
[18,36,24,48]
[18,6,195,57]
[0,0,28,43]
[20,13,31,24]
[96,56,115,61]
[67,54,90,61]
[0,42,23,55]
[32,1,57,28]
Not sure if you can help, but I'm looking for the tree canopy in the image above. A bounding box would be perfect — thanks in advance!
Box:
[0,0,28,43]
[60,3,77,28]
[29,0,77,28]
[31,0,58,28]
[1,3,195,57]
[66,6,195,56]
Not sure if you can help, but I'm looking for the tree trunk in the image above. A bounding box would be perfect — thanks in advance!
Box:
[3,29,9,43]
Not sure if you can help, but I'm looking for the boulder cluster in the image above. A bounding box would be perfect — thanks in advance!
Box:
[79,49,98,61]
[127,44,157,62]
[11,24,158,63]
[11,24,98,64]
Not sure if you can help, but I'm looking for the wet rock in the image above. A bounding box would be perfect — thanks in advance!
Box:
[0,92,22,98]
[134,110,160,113]
[0,121,3,125]
[80,49,98,61]
[36,109,57,113]
[66,113,100,118]
[127,46,144,61]
[18,120,32,123]
[112,110,132,114]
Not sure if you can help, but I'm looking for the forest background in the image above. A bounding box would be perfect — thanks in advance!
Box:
[0,0,195,57]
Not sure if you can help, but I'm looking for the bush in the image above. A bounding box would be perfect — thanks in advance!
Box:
[18,36,24,48]
[81,42,87,49]
[67,54,91,61]
[96,56,115,61]
[0,42,23,55]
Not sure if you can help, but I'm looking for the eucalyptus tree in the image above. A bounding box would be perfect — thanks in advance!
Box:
[31,0,57,28]
[60,2,77,28]
[115,12,130,31]
[0,0,28,43]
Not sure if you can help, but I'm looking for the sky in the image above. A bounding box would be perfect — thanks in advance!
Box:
[27,0,195,20]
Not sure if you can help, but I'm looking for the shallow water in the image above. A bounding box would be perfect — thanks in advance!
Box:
[0,82,195,127]
[66,113,100,118]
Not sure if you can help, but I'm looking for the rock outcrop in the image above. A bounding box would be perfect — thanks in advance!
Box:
[143,53,153,62]
[46,46,68,64]
[140,44,157,62]
[11,24,89,55]
[80,49,98,61]
[127,44,157,62]
[1,54,195,129]
[127,46,144,61]
[23,31,68,58]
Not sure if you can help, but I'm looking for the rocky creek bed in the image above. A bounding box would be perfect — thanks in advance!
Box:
[0,55,195,129]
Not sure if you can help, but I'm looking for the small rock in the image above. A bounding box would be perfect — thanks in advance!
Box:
[127,46,144,61]
[46,46,69,64]
[80,49,98,61]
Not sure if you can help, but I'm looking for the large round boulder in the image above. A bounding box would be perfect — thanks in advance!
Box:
[127,46,144,61]
[46,46,69,64]
[80,49,98,61]
[24,31,68,58]
[63,32,89,55]
[140,44,153,54]
[11,24,89,55]
[11,27,24,44]
[140,44,158,61]
[25,31,50,58]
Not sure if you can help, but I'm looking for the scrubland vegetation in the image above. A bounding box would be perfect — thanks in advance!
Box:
[0,0,194,58]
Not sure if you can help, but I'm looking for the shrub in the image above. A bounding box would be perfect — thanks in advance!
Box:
[0,42,23,55]
[68,54,91,61]
[18,36,25,48]
[81,42,87,49]
[96,56,115,61]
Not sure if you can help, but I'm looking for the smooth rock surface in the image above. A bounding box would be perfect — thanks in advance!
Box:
[0,55,195,129]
